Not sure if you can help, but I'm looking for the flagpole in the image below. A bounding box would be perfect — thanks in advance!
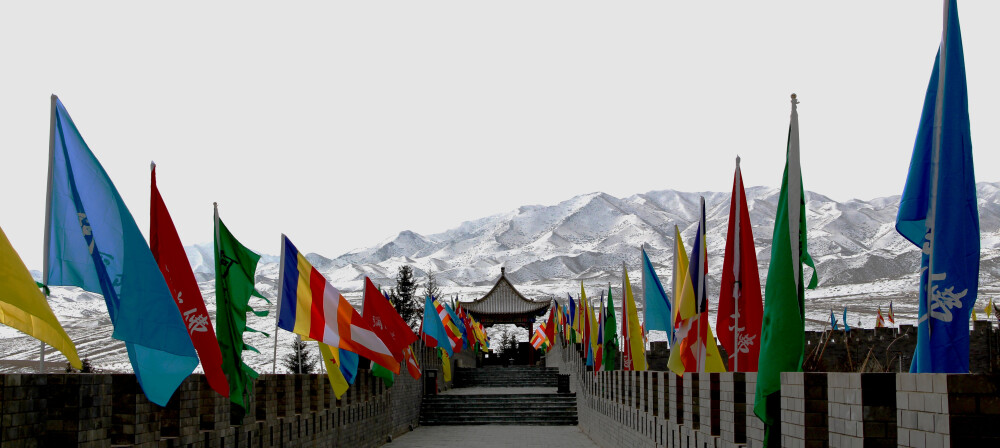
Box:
[272,232,286,374]
[40,95,58,374]
[697,197,706,372]
[672,226,679,346]
[622,261,627,369]
[733,157,742,372]
[921,0,950,339]
[640,244,646,351]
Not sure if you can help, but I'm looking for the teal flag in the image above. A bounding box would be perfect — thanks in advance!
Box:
[895,0,979,374]
[641,246,672,340]
[44,95,197,406]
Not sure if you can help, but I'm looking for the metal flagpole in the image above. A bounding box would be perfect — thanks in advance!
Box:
[697,197,705,372]
[672,225,679,347]
[40,95,57,374]
[733,157,742,372]
[640,244,646,351]
[272,233,287,374]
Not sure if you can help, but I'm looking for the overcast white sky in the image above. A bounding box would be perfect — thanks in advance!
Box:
[1,2,997,270]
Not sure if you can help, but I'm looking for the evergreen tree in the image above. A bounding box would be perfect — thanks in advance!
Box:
[497,327,520,364]
[65,358,94,373]
[281,336,317,374]
[392,265,422,330]
[423,263,442,301]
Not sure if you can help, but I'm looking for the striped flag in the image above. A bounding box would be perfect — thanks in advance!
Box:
[277,235,399,374]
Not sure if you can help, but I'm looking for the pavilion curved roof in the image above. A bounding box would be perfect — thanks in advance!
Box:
[461,267,549,316]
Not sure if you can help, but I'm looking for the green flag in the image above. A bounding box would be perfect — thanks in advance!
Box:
[754,95,817,446]
[214,205,269,418]
[603,288,618,371]
[372,363,396,388]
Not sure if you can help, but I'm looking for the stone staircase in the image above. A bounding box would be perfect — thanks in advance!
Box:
[452,366,560,388]
[420,366,577,426]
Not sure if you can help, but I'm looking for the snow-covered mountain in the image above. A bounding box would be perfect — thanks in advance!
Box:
[3,183,999,373]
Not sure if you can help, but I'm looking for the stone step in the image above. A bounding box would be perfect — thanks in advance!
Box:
[424,396,574,401]
[421,403,576,411]
[419,419,578,426]
[420,415,578,423]
[420,411,578,420]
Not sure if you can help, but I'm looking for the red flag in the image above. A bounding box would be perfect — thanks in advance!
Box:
[403,345,422,379]
[716,158,763,372]
[149,165,229,397]
[361,277,418,362]
[578,294,590,362]
[544,303,556,351]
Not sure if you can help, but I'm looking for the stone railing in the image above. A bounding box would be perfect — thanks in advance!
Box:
[0,342,454,448]
[545,339,1000,447]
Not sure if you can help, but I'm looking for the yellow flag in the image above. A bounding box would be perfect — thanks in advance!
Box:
[987,299,994,319]
[668,225,725,375]
[972,308,978,322]
[673,227,697,321]
[0,225,80,369]
[318,342,349,400]
[440,348,452,382]
[622,265,648,371]
[585,282,599,359]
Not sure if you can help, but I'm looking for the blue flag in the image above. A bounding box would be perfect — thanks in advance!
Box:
[895,0,979,373]
[44,96,197,406]
[830,310,838,331]
[443,301,468,350]
[338,349,359,385]
[843,308,851,333]
[421,296,452,356]
[641,247,672,342]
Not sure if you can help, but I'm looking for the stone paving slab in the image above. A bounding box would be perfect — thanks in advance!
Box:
[440,387,559,395]
[391,425,600,447]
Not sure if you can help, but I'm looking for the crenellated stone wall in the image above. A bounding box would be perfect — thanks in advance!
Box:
[546,335,1000,447]
[0,342,454,448]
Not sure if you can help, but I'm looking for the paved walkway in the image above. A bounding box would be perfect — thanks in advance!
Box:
[439,386,557,395]
[390,425,600,447]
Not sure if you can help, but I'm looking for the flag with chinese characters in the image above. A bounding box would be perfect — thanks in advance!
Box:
[150,165,228,397]
[361,277,417,362]
[215,208,270,415]
[754,95,818,444]
[716,158,763,373]
[895,0,978,374]
[45,96,197,407]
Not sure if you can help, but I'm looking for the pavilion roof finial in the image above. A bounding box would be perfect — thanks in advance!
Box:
[501,266,506,276]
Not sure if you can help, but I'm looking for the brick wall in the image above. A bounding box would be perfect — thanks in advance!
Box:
[544,330,1000,448]
[0,341,453,448]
